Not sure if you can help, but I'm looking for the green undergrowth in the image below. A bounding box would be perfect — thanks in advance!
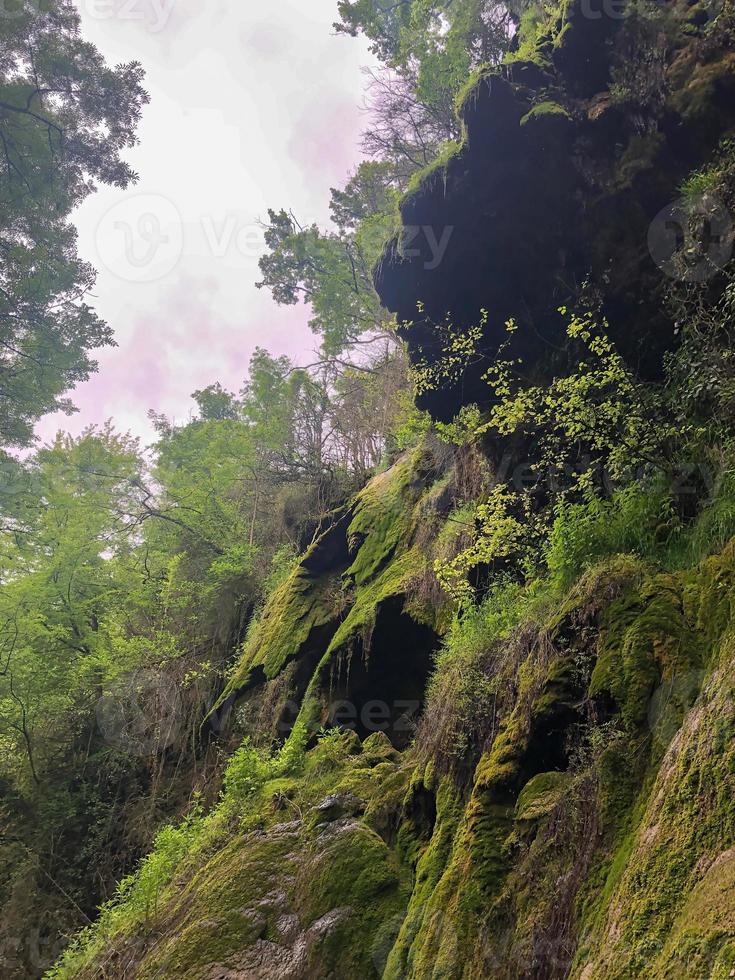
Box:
[46,728,415,980]
[505,1,562,68]
[382,467,735,975]
[402,139,464,206]
[520,100,571,126]
[47,448,735,978]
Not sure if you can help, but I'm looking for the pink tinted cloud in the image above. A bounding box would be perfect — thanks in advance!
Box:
[36,274,318,444]
[288,96,365,192]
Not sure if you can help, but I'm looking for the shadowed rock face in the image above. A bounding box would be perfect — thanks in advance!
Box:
[375,2,735,420]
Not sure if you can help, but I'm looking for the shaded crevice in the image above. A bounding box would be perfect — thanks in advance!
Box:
[273,620,345,739]
[326,596,440,750]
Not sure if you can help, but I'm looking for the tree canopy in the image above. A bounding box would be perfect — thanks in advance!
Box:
[0,0,148,447]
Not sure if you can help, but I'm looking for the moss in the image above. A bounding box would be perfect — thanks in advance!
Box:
[654,849,735,977]
[383,778,464,980]
[520,100,572,126]
[515,771,571,821]
[576,634,735,978]
[222,566,343,695]
[590,574,703,728]
[345,455,418,587]
[59,729,414,980]
[136,831,298,979]
[454,66,493,119]
[402,139,464,206]
[615,132,665,188]
[340,548,428,652]
[48,447,735,979]
[682,539,735,651]
[546,553,647,632]
[220,448,445,713]
[668,48,735,121]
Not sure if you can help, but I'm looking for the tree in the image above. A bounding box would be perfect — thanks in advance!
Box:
[360,65,459,176]
[335,0,514,72]
[259,2,515,360]
[336,0,515,173]
[191,384,239,421]
[0,0,148,447]
[257,207,396,358]
[0,427,146,784]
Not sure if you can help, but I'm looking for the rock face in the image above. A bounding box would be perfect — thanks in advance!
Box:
[48,6,735,980]
[375,0,735,419]
[55,454,735,980]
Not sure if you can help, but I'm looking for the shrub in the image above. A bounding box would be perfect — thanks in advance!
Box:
[545,481,678,589]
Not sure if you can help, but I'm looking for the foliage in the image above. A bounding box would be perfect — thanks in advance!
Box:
[425,309,683,605]
[9,4,735,979]
[665,279,735,437]
[416,577,534,775]
[335,0,514,126]
[411,307,486,395]
[260,0,516,361]
[257,206,396,357]
[545,481,679,589]
[482,309,670,490]
[434,485,539,605]
[0,0,148,446]
[435,404,484,446]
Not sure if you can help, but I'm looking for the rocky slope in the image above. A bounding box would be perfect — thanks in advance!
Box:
[49,437,735,979]
[47,2,735,978]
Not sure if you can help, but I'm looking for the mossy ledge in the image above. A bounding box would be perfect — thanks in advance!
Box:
[48,447,735,978]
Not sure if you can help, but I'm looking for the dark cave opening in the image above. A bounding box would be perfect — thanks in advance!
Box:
[326,596,439,750]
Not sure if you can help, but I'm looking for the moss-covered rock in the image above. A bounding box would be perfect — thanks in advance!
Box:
[515,770,571,822]
[374,1,735,421]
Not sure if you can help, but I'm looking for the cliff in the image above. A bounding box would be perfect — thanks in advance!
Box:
[375,0,735,419]
[46,2,735,978]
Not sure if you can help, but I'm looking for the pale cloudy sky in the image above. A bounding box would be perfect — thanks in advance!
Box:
[36,0,374,444]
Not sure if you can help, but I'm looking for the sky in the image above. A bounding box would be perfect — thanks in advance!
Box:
[36,0,374,445]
